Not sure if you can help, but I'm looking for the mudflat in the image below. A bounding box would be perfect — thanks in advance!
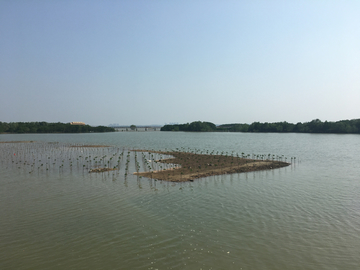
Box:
[134,150,290,182]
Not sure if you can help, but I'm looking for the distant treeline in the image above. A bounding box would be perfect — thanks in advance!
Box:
[161,119,360,134]
[161,121,217,132]
[0,122,115,133]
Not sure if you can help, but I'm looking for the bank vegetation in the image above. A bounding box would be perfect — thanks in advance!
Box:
[161,119,360,134]
[0,122,115,133]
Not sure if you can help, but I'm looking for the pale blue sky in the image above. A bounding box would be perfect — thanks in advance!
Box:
[1,0,359,126]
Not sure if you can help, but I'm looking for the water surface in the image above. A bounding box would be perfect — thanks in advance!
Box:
[1,132,359,269]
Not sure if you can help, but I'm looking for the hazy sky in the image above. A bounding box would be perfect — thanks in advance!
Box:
[1,1,359,126]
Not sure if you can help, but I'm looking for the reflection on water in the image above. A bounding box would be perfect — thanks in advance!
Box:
[1,133,360,269]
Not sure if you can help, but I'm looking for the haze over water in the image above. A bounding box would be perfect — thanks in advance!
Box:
[1,132,360,269]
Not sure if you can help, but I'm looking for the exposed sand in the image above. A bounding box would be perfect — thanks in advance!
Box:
[134,150,290,182]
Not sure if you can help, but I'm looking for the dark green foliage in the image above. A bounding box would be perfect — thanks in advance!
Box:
[0,122,115,134]
[219,119,360,133]
[161,121,217,132]
[161,119,360,134]
[188,121,217,132]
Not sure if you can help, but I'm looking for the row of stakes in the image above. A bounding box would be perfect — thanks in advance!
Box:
[0,142,297,177]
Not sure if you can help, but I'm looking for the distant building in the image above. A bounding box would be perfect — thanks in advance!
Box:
[70,122,85,125]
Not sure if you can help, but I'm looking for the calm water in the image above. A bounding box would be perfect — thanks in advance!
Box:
[1,132,360,270]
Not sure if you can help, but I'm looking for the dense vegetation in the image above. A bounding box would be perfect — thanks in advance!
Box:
[0,122,115,133]
[161,121,217,132]
[162,119,360,134]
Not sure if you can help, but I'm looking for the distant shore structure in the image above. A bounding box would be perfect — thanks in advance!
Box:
[112,125,160,132]
[70,122,85,125]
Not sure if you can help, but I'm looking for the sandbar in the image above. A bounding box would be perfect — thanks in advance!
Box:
[134,150,290,182]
